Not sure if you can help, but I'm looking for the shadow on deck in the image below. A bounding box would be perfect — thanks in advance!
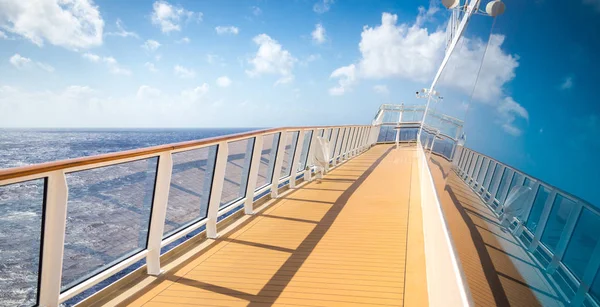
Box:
[428,155,568,307]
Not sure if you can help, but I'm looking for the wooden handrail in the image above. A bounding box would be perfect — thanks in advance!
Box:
[0,125,367,181]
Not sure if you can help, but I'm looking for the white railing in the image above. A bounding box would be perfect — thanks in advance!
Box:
[0,125,375,307]
[454,146,600,306]
[416,141,473,307]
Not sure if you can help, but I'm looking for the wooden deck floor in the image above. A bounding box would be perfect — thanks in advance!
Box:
[428,155,568,307]
[92,145,427,306]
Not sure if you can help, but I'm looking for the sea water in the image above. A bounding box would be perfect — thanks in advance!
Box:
[0,128,256,307]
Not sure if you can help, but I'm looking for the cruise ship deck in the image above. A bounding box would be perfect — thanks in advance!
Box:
[84,145,429,306]
[74,144,572,307]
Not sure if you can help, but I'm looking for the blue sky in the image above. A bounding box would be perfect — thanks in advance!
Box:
[0,0,599,206]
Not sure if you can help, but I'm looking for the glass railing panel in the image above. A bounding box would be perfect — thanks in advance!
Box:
[476,158,487,183]
[61,158,158,291]
[164,146,217,237]
[377,125,394,142]
[400,127,418,141]
[256,133,280,189]
[220,139,254,207]
[508,172,523,195]
[0,179,45,306]
[563,207,600,278]
[523,177,534,188]
[495,169,512,203]
[541,194,578,253]
[297,130,313,172]
[525,185,551,232]
[280,131,299,178]
[483,161,496,189]
[329,128,340,155]
[382,110,399,123]
[336,129,346,158]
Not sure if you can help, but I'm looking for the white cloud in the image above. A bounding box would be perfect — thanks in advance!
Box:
[174,65,196,78]
[252,6,262,16]
[141,39,161,51]
[0,30,7,39]
[82,53,131,75]
[9,54,31,69]
[144,62,158,72]
[497,97,529,136]
[36,62,55,72]
[0,0,104,49]
[300,54,321,66]
[9,54,54,72]
[329,64,356,96]
[181,83,209,102]
[560,76,574,90]
[311,23,326,44]
[373,85,389,95]
[415,0,440,27]
[206,54,224,65]
[82,52,100,62]
[136,85,162,101]
[329,8,523,135]
[106,19,139,39]
[216,76,232,88]
[176,37,190,43]
[215,26,239,35]
[313,0,334,13]
[151,0,201,33]
[246,34,297,85]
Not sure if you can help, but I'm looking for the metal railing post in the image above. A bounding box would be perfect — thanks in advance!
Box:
[547,201,583,273]
[289,131,305,189]
[146,152,173,276]
[38,171,69,307]
[206,142,228,239]
[271,132,289,198]
[244,135,263,214]
[529,190,557,252]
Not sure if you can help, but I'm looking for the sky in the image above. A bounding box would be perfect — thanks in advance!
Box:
[0,0,599,206]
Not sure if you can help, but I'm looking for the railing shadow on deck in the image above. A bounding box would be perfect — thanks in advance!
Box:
[429,156,568,306]
[120,147,393,306]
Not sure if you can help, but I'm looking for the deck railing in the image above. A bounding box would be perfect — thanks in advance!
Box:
[454,146,600,306]
[0,125,376,307]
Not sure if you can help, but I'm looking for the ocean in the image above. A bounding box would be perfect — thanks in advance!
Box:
[0,128,258,307]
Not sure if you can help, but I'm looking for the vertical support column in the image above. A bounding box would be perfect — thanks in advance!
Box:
[547,201,583,273]
[529,190,557,252]
[304,129,318,182]
[244,135,263,214]
[289,131,305,189]
[146,152,173,276]
[271,132,288,198]
[38,171,69,307]
[206,141,228,239]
